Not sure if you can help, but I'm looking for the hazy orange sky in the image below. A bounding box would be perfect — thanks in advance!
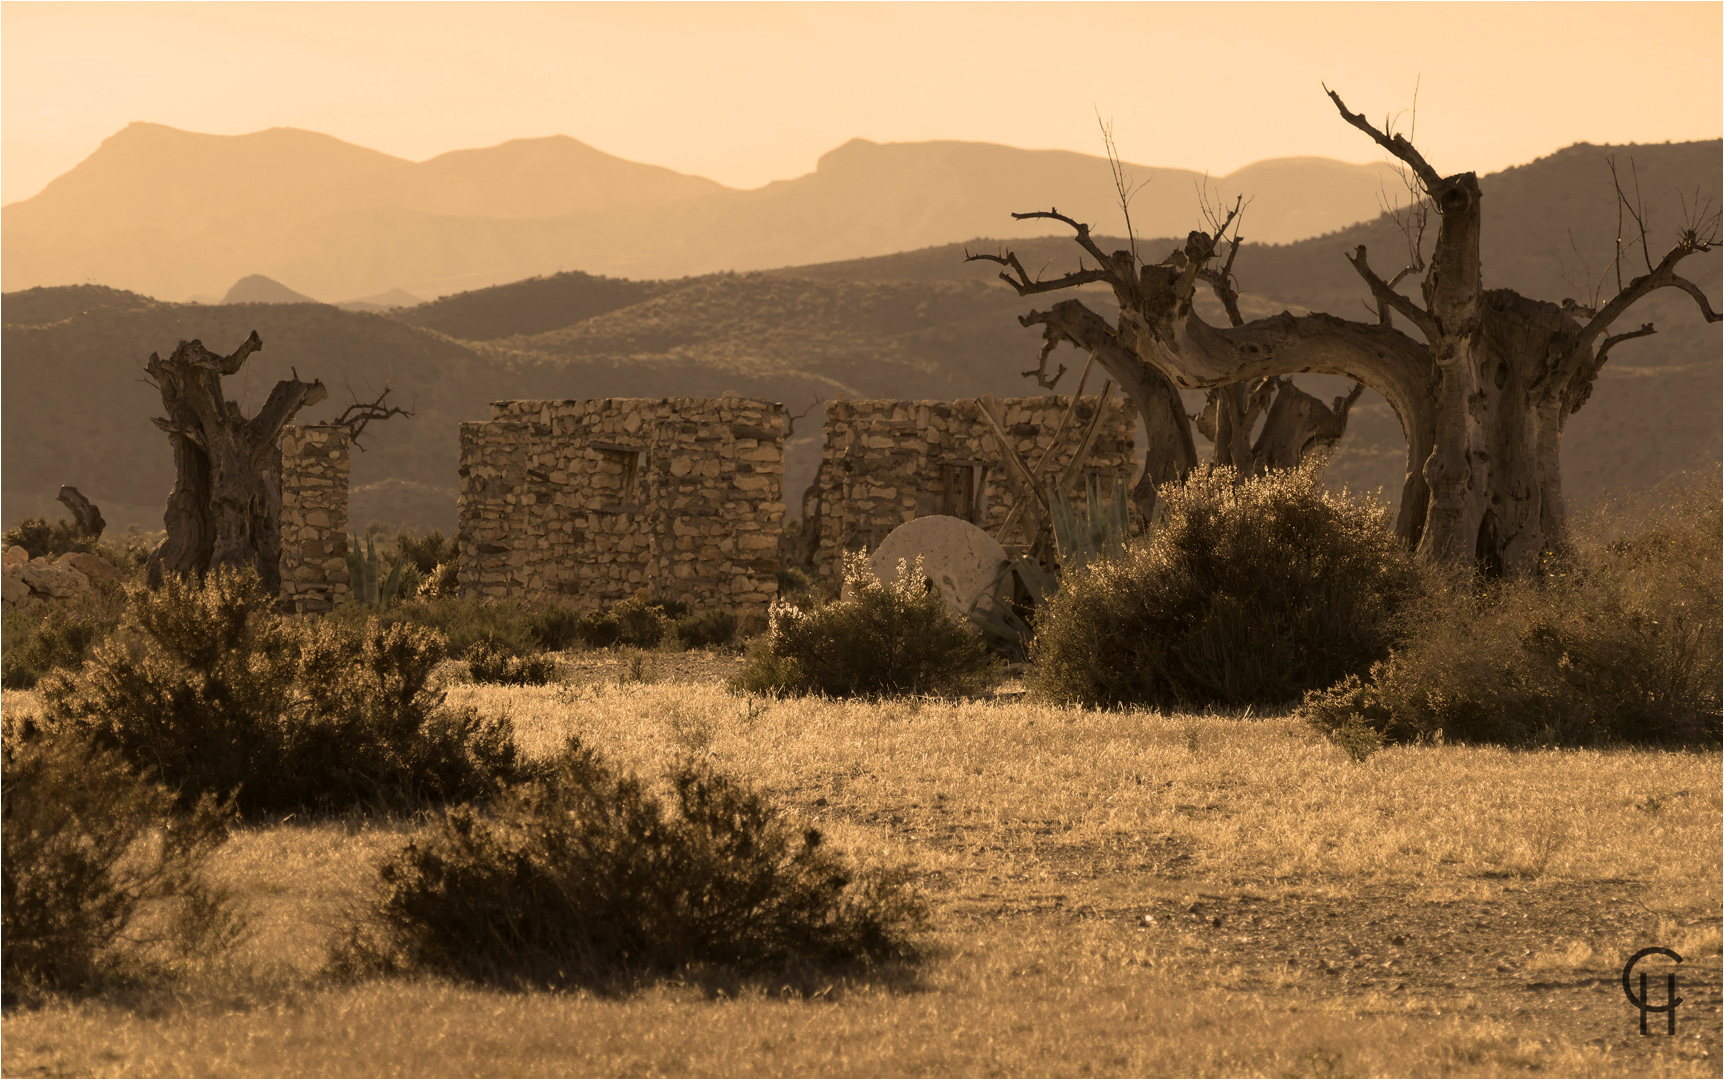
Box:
[3,1,1719,205]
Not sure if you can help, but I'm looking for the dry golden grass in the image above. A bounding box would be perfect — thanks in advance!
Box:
[4,680,1719,1078]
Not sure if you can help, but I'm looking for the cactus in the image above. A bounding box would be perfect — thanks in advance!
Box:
[344,534,407,606]
[1048,475,1132,573]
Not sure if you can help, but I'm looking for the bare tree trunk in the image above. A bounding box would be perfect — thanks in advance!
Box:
[144,332,327,590]
[55,486,106,540]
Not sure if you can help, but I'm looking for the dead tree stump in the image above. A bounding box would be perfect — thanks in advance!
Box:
[144,332,327,591]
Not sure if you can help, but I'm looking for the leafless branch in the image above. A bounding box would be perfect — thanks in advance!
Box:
[1011,208,1118,269]
[1097,111,1149,265]
[1607,155,1657,290]
[331,387,413,450]
[1023,345,1068,389]
[784,394,824,439]
[1559,227,1609,315]
[964,246,1117,295]
[1195,190,1249,326]
[1593,322,1657,373]
[1324,84,1445,197]
[1345,245,1438,339]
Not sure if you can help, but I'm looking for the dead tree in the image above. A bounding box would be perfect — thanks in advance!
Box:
[970,89,1720,574]
[56,486,106,541]
[144,332,327,590]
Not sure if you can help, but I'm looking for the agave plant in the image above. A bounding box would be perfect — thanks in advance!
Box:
[344,534,408,607]
[1048,474,1132,574]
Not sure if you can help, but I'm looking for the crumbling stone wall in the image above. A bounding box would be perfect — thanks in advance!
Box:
[458,397,783,613]
[813,396,1136,574]
[279,424,351,613]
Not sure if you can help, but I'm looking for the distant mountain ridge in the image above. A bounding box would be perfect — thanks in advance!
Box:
[4,123,1404,302]
[3,137,1716,537]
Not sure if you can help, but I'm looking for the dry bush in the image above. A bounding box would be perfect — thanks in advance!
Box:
[41,569,533,814]
[1303,472,1722,747]
[675,610,739,649]
[1,581,129,689]
[729,553,998,698]
[1030,462,1424,709]
[1,716,240,1002]
[2,516,98,560]
[463,634,558,686]
[333,739,926,988]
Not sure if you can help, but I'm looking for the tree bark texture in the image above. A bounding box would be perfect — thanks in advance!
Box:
[144,332,327,591]
[970,92,1719,574]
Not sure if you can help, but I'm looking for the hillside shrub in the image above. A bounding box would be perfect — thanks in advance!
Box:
[464,634,558,686]
[2,716,240,1000]
[2,516,96,560]
[332,740,926,988]
[1,583,128,689]
[729,553,998,698]
[1301,473,1722,748]
[41,570,532,814]
[1029,462,1424,710]
[676,610,739,649]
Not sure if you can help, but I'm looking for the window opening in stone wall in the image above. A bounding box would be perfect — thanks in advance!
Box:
[593,443,648,507]
[942,460,989,524]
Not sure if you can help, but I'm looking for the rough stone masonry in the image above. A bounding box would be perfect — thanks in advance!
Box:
[813,395,1136,575]
[278,424,352,613]
[458,397,784,613]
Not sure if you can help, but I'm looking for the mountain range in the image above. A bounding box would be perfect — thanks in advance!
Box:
[2,136,1717,542]
[2,123,1407,302]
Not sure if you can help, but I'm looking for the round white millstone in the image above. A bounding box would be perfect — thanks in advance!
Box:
[869,515,1011,623]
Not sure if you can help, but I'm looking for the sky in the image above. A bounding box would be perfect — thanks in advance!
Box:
[3,1,1720,205]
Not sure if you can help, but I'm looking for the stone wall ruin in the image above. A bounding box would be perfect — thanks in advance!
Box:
[811,395,1136,574]
[278,424,351,613]
[458,397,784,613]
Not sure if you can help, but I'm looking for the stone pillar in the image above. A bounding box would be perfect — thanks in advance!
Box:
[279,425,351,613]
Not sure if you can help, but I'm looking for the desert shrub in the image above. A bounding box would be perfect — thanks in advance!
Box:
[378,595,539,658]
[576,608,621,648]
[464,634,558,686]
[1029,462,1424,710]
[729,553,999,698]
[395,529,455,575]
[527,603,583,651]
[415,561,460,600]
[777,564,812,599]
[572,593,675,650]
[2,716,240,1000]
[1,582,127,689]
[42,570,300,809]
[390,530,457,600]
[2,516,96,559]
[676,610,739,649]
[332,740,926,988]
[1301,474,1722,748]
[42,569,532,814]
[612,592,670,647]
[293,619,535,807]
